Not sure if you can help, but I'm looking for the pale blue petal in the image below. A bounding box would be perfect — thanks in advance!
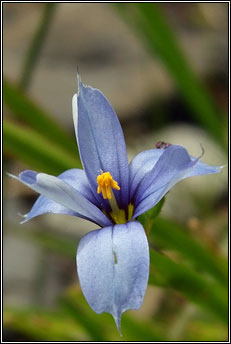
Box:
[22,169,99,223]
[133,145,222,218]
[129,148,222,205]
[22,195,78,223]
[182,160,222,178]
[129,149,164,201]
[9,170,112,227]
[133,145,198,218]
[76,221,149,333]
[73,76,129,209]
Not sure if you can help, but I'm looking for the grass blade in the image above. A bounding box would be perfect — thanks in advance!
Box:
[3,308,88,341]
[3,79,79,158]
[3,120,80,175]
[19,3,57,90]
[140,215,228,286]
[149,249,228,324]
[115,3,227,150]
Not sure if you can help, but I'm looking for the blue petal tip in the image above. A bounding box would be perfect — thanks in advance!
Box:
[112,311,122,336]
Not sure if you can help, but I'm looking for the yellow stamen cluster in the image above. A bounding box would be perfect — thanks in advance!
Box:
[97,171,120,199]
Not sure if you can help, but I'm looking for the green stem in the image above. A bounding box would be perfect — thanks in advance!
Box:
[19,3,57,90]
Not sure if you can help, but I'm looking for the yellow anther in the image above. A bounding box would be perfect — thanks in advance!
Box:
[97,171,120,200]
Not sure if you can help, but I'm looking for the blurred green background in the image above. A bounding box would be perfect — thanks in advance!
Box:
[3,3,228,341]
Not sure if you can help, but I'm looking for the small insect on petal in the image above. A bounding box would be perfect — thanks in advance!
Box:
[155,141,172,149]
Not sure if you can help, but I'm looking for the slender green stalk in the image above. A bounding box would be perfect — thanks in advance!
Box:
[20,3,57,90]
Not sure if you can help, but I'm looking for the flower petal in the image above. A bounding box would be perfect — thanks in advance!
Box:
[76,221,149,333]
[129,148,165,201]
[73,76,129,209]
[21,195,78,223]
[9,170,112,227]
[133,145,221,218]
[182,160,222,178]
[21,169,100,223]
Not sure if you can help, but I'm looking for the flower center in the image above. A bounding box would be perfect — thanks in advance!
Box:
[97,171,120,199]
[97,171,126,224]
[97,171,134,224]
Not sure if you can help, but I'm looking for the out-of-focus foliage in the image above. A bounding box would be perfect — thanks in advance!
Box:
[4,220,228,341]
[4,121,79,175]
[19,4,57,90]
[3,79,80,168]
[140,206,227,286]
[4,287,167,341]
[115,3,228,151]
[3,2,228,342]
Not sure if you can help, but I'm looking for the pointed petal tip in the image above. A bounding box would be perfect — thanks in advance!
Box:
[19,219,26,225]
[77,71,81,88]
[77,72,87,95]
[76,65,80,77]
[18,212,28,224]
[219,164,227,170]
[7,170,38,185]
[6,172,17,179]
[76,70,84,95]
[112,310,122,336]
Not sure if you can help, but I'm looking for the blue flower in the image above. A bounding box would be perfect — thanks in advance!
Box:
[9,75,222,333]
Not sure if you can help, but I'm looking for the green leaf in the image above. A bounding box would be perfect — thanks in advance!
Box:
[140,215,227,287]
[4,289,167,342]
[3,79,79,158]
[138,197,165,234]
[59,298,108,341]
[121,315,166,341]
[4,308,88,341]
[61,287,167,341]
[19,4,57,90]
[3,120,80,175]
[155,218,227,285]
[149,249,228,324]
[114,3,227,150]
[183,318,228,341]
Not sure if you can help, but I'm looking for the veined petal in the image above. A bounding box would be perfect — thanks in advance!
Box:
[76,221,149,333]
[133,145,218,218]
[182,160,222,178]
[73,76,129,209]
[22,195,78,223]
[9,170,112,227]
[129,149,165,201]
[129,148,222,205]
[22,169,100,223]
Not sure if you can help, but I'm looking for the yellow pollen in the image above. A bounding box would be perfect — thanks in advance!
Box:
[97,172,120,199]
